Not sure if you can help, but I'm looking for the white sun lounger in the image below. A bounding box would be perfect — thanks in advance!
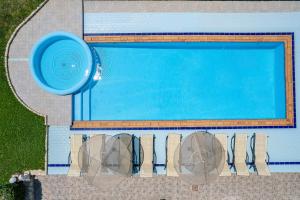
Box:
[215,134,231,176]
[68,134,83,176]
[234,134,249,176]
[140,134,154,177]
[166,133,181,177]
[253,133,271,176]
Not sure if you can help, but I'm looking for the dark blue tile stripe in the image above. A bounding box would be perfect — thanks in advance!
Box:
[268,162,300,165]
[229,162,300,166]
[84,32,294,36]
[154,164,166,167]
[48,164,70,167]
[79,32,296,130]
[48,162,300,167]
[291,32,297,128]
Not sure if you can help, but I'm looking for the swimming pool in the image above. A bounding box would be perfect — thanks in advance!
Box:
[72,34,295,129]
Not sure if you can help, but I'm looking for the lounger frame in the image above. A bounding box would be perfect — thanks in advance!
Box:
[250,133,271,176]
[68,134,83,176]
[139,134,155,177]
[231,134,249,176]
[165,133,182,177]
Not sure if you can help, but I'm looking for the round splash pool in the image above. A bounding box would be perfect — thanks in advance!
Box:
[30,32,93,95]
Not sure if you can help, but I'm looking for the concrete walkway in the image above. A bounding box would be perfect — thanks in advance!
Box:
[84,1,300,13]
[33,173,300,200]
[6,0,82,125]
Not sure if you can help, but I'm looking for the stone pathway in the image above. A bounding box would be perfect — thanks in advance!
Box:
[34,173,300,200]
[7,0,82,125]
[84,1,300,13]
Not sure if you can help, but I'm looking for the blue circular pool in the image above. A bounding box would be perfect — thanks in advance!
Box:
[30,32,93,95]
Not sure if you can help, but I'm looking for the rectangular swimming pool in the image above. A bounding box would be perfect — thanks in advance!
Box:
[72,34,295,129]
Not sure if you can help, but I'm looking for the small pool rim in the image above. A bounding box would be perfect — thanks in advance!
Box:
[30,31,93,95]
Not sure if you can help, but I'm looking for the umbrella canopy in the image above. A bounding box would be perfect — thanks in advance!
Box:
[78,134,133,189]
[174,131,225,185]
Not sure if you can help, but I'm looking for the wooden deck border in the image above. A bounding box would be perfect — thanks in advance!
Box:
[73,34,295,129]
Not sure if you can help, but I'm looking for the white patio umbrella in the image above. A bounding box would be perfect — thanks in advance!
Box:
[174,131,225,185]
[78,134,133,189]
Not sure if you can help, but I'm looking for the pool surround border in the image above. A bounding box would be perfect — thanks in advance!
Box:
[72,32,295,130]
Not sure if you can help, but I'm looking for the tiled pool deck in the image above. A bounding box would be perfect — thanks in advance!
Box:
[6,0,82,125]
[47,127,300,175]
[5,0,300,198]
[84,1,300,13]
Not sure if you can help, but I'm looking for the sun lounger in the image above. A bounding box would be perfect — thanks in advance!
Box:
[215,134,231,176]
[166,133,181,177]
[233,134,249,176]
[140,134,154,177]
[68,134,83,176]
[253,133,271,176]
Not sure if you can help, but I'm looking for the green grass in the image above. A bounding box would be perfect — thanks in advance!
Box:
[0,0,45,184]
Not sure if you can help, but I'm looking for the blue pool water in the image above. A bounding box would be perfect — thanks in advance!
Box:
[73,42,286,121]
[30,32,93,95]
[40,40,89,89]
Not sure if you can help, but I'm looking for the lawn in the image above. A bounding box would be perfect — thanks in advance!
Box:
[0,0,45,184]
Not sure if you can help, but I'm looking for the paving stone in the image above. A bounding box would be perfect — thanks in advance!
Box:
[84,1,300,13]
[7,0,82,125]
[32,173,300,200]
